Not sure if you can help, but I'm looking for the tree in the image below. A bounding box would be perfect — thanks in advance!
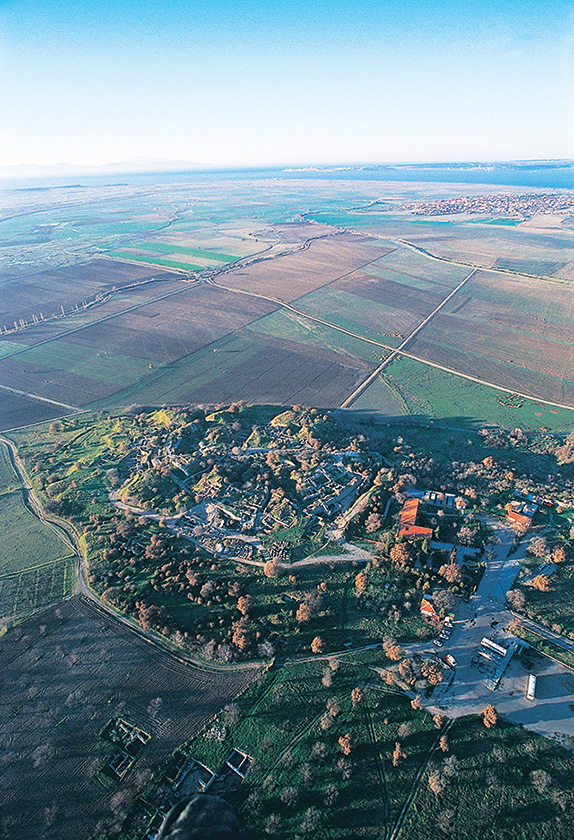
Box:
[428,767,445,796]
[265,814,282,835]
[299,807,322,835]
[556,431,574,464]
[264,558,279,578]
[528,536,547,558]
[299,762,313,787]
[296,602,312,624]
[365,513,382,533]
[457,526,476,547]
[440,563,463,585]
[410,694,423,711]
[322,668,332,688]
[324,783,339,806]
[399,658,416,685]
[481,704,498,728]
[223,703,240,726]
[421,660,443,685]
[311,636,324,654]
[338,733,352,755]
[439,734,449,753]
[553,545,566,564]
[437,809,456,835]
[383,638,404,661]
[351,687,364,707]
[391,543,411,565]
[434,589,456,612]
[355,571,368,593]
[237,594,253,616]
[443,755,458,777]
[507,589,526,610]
[232,620,251,652]
[327,696,340,718]
[335,757,353,779]
[280,786,299,806]
[311,741,328,762]
[392,742,406,767]
[433,714,445,729]
[530,769,552,793]
[532,574,551,591]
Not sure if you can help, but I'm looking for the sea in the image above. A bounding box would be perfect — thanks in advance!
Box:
[3,161,574,192]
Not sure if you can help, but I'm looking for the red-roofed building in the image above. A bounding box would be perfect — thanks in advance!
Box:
[398,499,433,541]
[507,500,532,531]
[420,596,439,622]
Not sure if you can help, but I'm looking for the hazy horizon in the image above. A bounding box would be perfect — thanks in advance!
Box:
[2,0,573,169]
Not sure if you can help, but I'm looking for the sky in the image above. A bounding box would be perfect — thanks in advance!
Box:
[1,0,574,169]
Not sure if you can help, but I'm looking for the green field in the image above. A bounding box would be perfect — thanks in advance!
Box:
[105,251,204,271]
[0,443,75,619]
[124,656,574,840]
[353,356,574,432]
[248,306,385,364]
[0,555,75,620]
[128,241,238,262]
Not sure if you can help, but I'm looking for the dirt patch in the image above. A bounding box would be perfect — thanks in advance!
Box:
[0,259,178,330]
[0,390,70,431]
[219,232,383,301]
[0,596,253,840]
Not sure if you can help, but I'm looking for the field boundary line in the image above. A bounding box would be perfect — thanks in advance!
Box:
[390,236,574,287]
[0,382,81,412]
[341,267,477,408]
[389,718,455,840]
[0,553,74,579]
[345,228,574,288]
[210,277,574,414]
[362,701,392,837]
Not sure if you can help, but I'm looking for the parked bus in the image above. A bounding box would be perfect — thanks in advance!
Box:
[526,674,536,701]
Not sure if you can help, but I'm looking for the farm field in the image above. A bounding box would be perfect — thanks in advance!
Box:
[353,355,574,432]
[0,388,70,430]
[406,269,574,407]
[0,284,279,406]
[217,231,389,301]
[98,329,373,409]
[0,441,75,619]
[0,596,254,840]
[0,259,180,334]
[0,180,573,430]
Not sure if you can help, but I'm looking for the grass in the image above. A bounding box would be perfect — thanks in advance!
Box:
[400,715,574,840]
[0,442,76,619]
[156,659,443,840]
[105,250,203,271]
[21,341,155,387]
[0,555,75,619]
[129,656,574,840]
[354,355,574,432]
[128,241,238,262]
[0,486,71,576]
[248,307,381,365]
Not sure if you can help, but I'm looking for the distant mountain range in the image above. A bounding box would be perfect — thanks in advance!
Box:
[0,157,205,180]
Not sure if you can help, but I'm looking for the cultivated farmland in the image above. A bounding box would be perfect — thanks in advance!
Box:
[0,596,254,840]
[0,441,75,619]
[407,269,574,406]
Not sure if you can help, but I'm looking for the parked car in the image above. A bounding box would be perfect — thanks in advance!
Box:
[433,638,443,647]
[445,654,457,668]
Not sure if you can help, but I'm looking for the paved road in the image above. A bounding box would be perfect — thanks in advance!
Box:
[409,520,574,747]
